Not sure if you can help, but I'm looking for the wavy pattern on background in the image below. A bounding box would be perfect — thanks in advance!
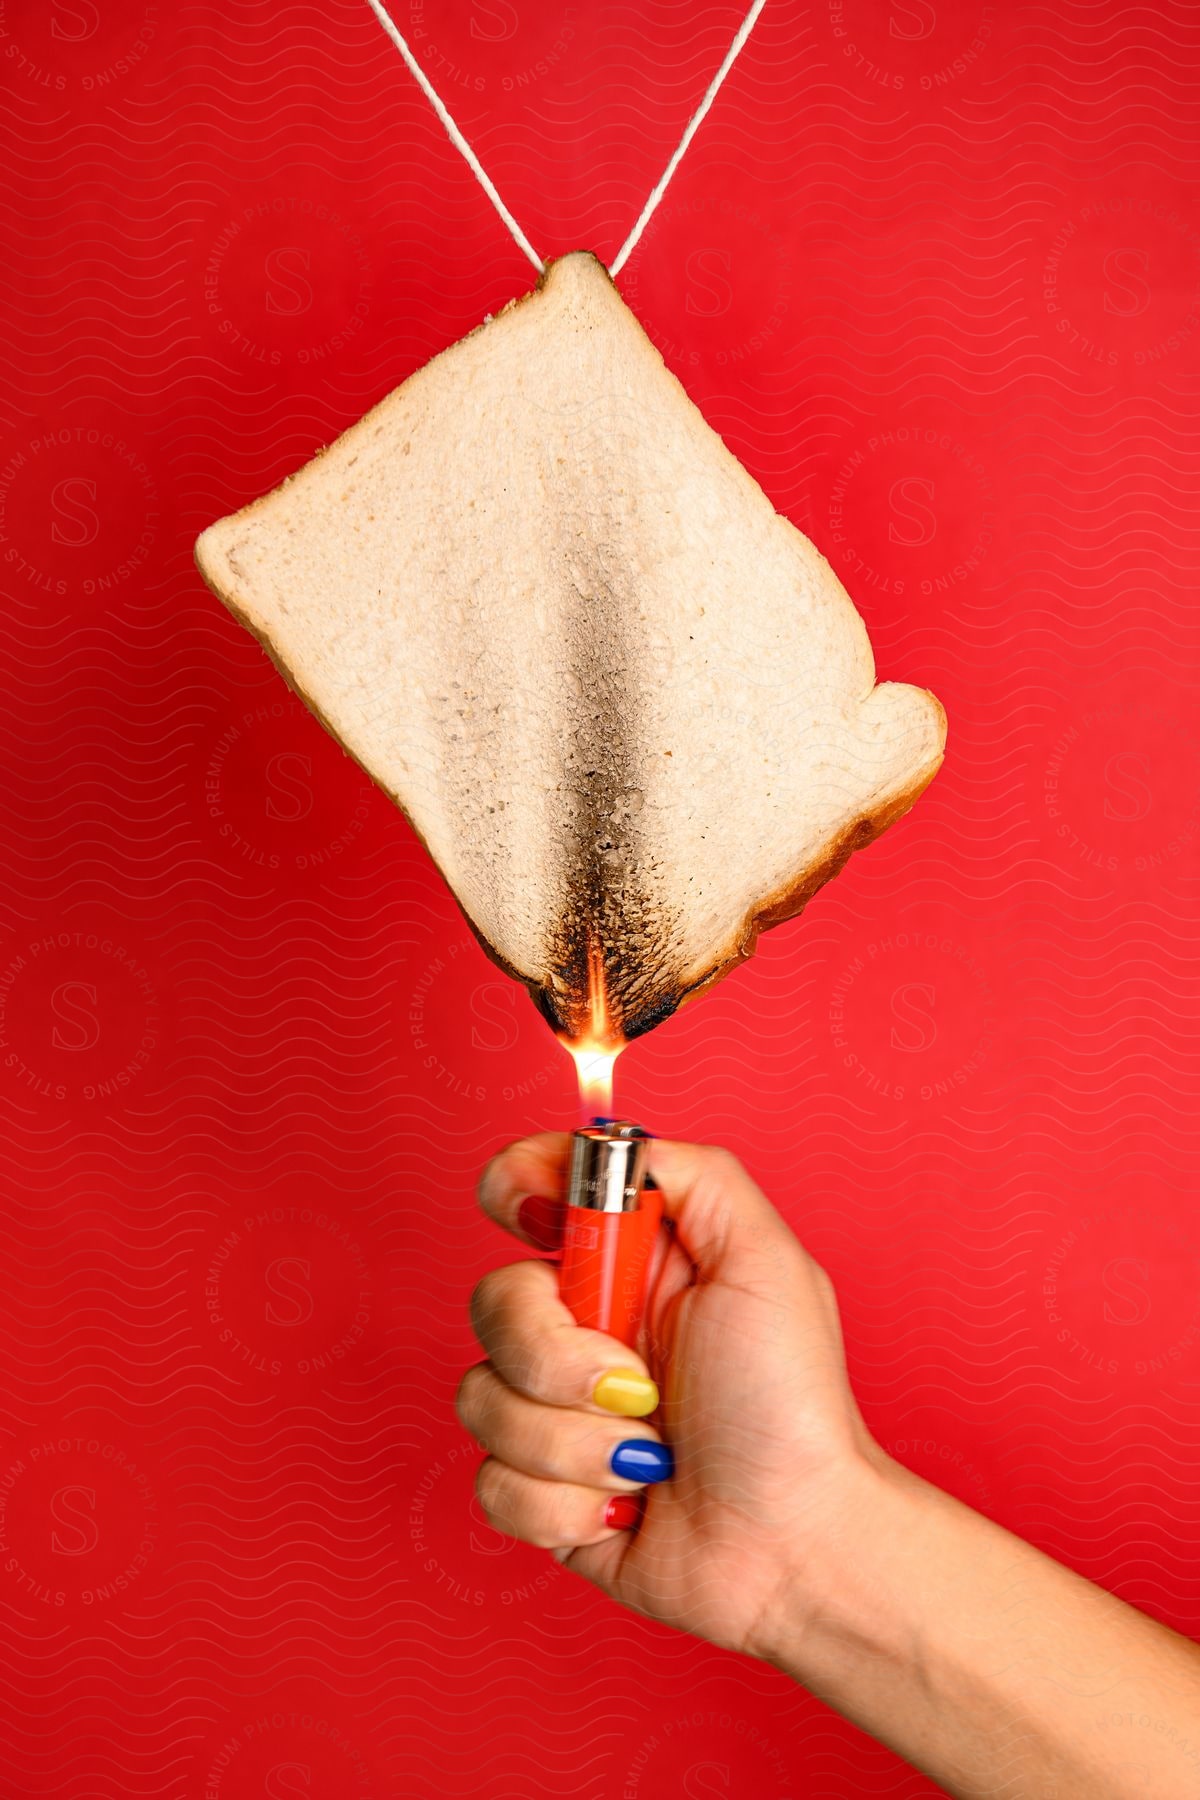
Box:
[0,0,1197,1793]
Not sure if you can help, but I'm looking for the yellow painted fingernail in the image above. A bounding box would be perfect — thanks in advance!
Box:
[592,1368,659,1417]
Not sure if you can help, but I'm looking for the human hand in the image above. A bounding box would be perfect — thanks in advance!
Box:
[460,1136,1200,1798]
[456,1133,883,1662]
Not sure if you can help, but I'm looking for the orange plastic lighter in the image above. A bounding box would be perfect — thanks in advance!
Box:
[558,1122,662,1350]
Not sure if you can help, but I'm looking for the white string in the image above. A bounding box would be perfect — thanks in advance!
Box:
[610,0,767,277]
[360,0,767,279]
[361,0,545,272]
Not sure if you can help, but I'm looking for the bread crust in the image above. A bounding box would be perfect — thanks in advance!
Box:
[671,712,946,1019]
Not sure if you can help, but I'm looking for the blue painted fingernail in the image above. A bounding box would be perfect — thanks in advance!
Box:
[611,1440,673,1483]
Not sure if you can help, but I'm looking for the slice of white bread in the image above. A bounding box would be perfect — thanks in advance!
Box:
[195,250,946,1044]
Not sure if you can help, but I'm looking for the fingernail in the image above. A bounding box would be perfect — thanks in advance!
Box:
[592,1368,659,1417]
[604,1495,644,1530]
[517,1195,563,1253]
[611,1440,673,1484]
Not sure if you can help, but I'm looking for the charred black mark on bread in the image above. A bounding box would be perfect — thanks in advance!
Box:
[537,395,683,1041]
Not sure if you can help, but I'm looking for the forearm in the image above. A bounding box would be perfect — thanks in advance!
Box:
[769,1455,1200,1798]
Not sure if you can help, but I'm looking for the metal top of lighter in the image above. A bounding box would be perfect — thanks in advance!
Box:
[566,1120,651,1215]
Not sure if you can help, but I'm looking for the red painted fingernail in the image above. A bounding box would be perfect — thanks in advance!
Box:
[517,1195,564,1253]
[604,1495,644,1531]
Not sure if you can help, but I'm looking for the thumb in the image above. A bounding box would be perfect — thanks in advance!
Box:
[643,1141,796,1286]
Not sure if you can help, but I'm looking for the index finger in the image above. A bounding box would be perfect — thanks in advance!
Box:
[478,1131,571,1246]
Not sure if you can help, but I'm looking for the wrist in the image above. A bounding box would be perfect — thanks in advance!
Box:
[751,1449,927,1682]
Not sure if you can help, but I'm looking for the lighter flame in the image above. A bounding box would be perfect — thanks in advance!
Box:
[570,1039,621,1120]
[564,935,624,1121]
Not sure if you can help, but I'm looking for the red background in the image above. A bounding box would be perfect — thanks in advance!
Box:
[2,1,1199,1794]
